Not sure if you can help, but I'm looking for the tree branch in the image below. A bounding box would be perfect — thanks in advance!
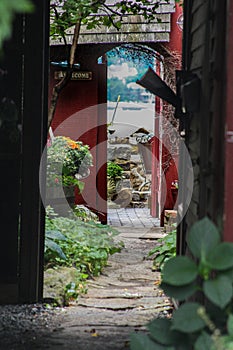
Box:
[48,18,82,128]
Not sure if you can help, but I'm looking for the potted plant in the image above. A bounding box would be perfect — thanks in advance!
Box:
[46,136,93,212]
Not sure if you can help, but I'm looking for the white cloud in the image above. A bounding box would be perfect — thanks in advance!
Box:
[108,62,138,81]
[127,82,144,90]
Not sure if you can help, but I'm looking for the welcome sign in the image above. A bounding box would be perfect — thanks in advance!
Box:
[54,71,92,80]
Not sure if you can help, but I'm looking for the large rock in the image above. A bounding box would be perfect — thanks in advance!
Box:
[43,267,82,306]
[108,146,131,161]
[107,147,116,161]
[114,146,131,160]
[115,159,131,171]
[111,188,132,208]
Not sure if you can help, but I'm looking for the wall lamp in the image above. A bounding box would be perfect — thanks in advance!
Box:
[136,67,200,118]
[50,60,80,69]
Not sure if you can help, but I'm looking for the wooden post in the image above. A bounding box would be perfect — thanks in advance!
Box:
[0,15,23,302]
[18,0,49,303]
[150,59,162,218]
[224,1,233,242]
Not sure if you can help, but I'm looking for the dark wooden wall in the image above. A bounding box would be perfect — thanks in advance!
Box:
[0,0,49,303]
[178,0,227,253]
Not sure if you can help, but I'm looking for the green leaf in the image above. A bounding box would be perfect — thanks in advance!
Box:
[160,281,197,301]
[172,303,206,333]
[227,315,233,337]
[162,256,198,286]
[203,276,232,308]
[194,332,214,350]
[207,242,233,270]
[186,217,220,261]
[114,21,122,30]
[46,230,68,241]
[219,268,233,282]
[222,336,233,349]
[45,238,67,260]
[130,333,174,350]
[147,319,170,345]
[147,318,186,346]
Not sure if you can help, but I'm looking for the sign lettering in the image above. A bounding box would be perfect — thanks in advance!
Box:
[54,71,92,81]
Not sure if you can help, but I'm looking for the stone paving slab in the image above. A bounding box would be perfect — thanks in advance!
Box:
[78,296,170,310]
[78,286,160,299]
[114,226,166,240]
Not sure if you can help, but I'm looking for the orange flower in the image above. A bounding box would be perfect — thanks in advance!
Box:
[62,136,80,149]
[67,140,80,149]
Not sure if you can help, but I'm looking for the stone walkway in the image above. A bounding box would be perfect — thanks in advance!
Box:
[0,210,171,349]
[41,225,171,349]
[107,207,160,228]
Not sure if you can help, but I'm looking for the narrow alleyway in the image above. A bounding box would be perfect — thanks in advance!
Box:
[0,209,172,349]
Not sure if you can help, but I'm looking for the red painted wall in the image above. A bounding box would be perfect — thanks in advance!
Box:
[49,46,107,222]
[151,4,182,223]
[164,2,183,55]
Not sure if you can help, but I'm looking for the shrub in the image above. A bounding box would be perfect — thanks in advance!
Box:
[131,217,233,350]
[44,207,123,276]
[107,161,123,181]
[148,226,176,270]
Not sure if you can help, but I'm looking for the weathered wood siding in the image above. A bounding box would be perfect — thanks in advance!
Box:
[51,0,176,45]
[178,0,226,251]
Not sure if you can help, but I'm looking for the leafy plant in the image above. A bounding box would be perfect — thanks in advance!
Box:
[44,230,68,262]
[148,226,176,270]
[130,217,233,350]
[63,280,87,305]
[47,136,93,191]
[107,161,123,181]
[44,206,123,305]
[45,207,123,277]
[72,204,99,222]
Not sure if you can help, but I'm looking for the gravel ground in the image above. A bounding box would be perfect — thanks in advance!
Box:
[0,303,63,350]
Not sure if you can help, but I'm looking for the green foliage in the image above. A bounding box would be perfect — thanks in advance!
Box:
[47,136,93,191]
[44,206,123,304]
[107,161,123,181]
[131,217,233,350]
[72,204,99,222]
[148,227,176,270]
[63,281,87,305]
[50,0,174,42]
[172,303,206,333]
[45,230,68,261]
[44,207,123,277]
[0,0,33,49]
[163,256,198,286]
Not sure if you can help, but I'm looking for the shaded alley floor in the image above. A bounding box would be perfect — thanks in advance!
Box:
[0,210,171,349]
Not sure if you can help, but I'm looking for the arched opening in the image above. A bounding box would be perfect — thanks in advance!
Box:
[102,44,180,229]
[105,44,158,226]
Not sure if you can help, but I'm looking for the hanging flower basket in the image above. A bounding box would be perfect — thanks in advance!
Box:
[46,136,93,191]
[46,136,93,215]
